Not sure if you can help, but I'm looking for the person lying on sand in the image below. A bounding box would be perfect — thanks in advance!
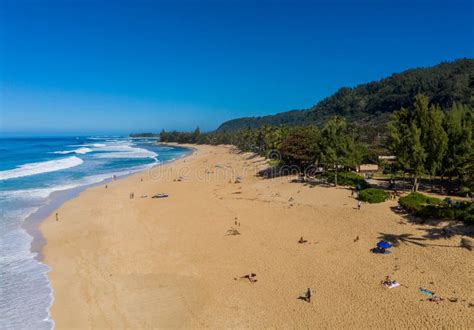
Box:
[299,288,313,303]
[428,296,444,303]
[381,276,395,285]
[152,193,169,198]
[371,247,387,254]
[238,273,257,283]
[298,237,308,244]
[381,276,391,285]
[381,276,400,288]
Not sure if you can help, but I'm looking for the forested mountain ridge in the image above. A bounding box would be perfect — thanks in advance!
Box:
[217,59,474,132]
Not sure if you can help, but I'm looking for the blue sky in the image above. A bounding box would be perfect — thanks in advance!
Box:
[1,0,473,135]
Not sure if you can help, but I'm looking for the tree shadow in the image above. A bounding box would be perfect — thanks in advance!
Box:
[243,152,261,160]
[389,205,474,242]
[459,238,473,251]
[377,232,428,247]
[379,175,466,197]
[299,178,334,188]
[389,206,448,226]
[378,229,474,251]
[420,224,474,240]
[257,165,293,179]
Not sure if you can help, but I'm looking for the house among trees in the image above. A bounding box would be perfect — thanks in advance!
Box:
[357,164,379,173]
[378,155,396,161]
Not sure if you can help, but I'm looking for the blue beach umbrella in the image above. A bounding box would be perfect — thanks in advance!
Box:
[377,240,393,249]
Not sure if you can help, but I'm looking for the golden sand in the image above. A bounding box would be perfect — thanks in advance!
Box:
[41,144,474,328]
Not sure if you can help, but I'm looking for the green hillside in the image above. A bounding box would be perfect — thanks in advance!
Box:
[217,59,474,132]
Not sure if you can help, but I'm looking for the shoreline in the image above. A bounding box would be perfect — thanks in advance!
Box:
[26,144,194,261]
[39,144,474,328]
[14,144,193,329]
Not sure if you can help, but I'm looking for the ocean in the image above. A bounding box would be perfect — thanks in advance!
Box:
[0,136,191,329]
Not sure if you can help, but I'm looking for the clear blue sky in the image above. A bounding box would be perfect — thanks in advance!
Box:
[1,0,473,135]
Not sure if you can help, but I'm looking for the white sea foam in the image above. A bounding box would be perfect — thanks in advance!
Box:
[156,146,173,151]
[0,203,54,329]
[0,185,77,201]
[53,147,92,155]
[94,144,158,159]
[0,156,84,181]
[69,143,105,148]
[0,163,156,202]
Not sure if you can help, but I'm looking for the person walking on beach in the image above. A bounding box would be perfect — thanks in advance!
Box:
[55,213,59,221]
[357,200,362,210]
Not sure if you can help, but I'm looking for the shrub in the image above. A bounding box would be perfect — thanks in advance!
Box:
[268,159,281,167]
[359,188,388,203]
[323,171,369,189]
[399,192,474,225]
[399,192,441,212]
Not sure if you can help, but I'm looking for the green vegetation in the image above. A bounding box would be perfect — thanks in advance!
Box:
[398,192,441,212]
[217,59,474,139]
[135,59,474,197]
[323,171,369,189]
[160,118,367,185]
[358,188,388,203]
[129,132,159,138]
[399,192,474,225]
[443,104,474,192]
[388,95,473,192]
[279,126,319,169]
[319,117,361,185]
[158,127,201,144]
[157,94,473,194]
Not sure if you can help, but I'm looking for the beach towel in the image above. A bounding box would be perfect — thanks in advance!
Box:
[419,288,434,296]
[377,240,393,249]
[387,281,400,289]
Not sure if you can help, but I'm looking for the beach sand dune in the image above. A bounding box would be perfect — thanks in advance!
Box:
[41,145,474,328]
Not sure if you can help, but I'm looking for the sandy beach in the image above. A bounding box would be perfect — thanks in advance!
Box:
[40,144,474,328]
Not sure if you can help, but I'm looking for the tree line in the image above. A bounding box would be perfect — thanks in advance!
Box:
[161,118,369,186]
[157,95,473,193]
[388,95,473,192]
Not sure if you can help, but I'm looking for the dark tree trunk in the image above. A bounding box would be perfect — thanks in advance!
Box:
[413,176,419,192]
